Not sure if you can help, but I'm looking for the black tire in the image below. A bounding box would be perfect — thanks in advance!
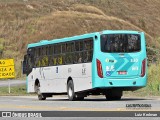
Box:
[67,80,76,101]
[38,93,46,100]
[76,97,84,101]
[36,83,46,100]
[105,96,121,101]
[105,89,122,101]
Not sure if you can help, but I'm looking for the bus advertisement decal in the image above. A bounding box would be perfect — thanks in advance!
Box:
[105,58,117,63]
[132,66,139,71]
[106,66,115,72]
[106,71,111,76]
[105,65,115,76]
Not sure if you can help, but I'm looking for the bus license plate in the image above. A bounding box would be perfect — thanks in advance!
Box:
[118,71,127,75]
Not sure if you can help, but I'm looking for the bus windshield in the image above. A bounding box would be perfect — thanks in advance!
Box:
[101,34,141,53]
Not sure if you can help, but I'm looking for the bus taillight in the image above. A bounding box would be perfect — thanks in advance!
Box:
[141,59,146,77]
[96,59,103,78]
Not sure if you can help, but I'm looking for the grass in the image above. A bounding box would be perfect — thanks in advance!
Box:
[0,85,27,96]
[70,4,105,15]
[147,62,160,94]
[124,62,160,97]
[0,84,36,96]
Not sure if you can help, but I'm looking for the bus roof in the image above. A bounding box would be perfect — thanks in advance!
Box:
[27,30,142,48]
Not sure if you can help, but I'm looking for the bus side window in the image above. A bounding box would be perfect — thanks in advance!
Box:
[62,44,66,53]
[27,48,35,69]
[43,47,46,56]
[80,41,83,51]
[66,42,74,64]
[83,51,88,62]
[62,54,65,65]
[53,57,57,65]
[75,41,83,63]
[55,44,61,54]
[66,42,74,52]
[35,48,39,67]
[37,47,41,67]
[57,55,62,65]
[49,45,54,66]
[41,47,43,56]
[83,39,93,62]
[41,56,48,66]
[84,40,89,50]
[49,46,52,55]
[40,46,48,67]
[61,43,66,65]
[75,41,79,51]
[53,44,60,65]
[66,53,73,64]
[77,52,82,63]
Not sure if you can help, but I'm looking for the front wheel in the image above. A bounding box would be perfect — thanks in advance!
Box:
[35,83,46,100]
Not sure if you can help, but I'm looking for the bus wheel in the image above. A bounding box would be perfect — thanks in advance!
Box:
[67,80,76,101]
[105,90,122,101]
[38,94,46,100]
[105,96,121,101]
[76,97,84,101]
[36,83,46,100]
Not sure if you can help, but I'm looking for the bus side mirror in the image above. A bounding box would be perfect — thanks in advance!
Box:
[22,55,28,74]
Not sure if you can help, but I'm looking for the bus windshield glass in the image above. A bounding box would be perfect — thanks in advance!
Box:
[101,34,141,53]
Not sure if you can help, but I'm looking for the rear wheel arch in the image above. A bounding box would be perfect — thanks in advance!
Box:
[35,79,39,87]
[67,76,73,84]
[67,76,74,91]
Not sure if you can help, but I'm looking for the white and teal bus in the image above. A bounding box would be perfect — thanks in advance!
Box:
[23,30,147,101]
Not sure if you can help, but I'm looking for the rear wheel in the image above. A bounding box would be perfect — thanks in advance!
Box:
[106,96,121,101]
[76,96,84,101]
[105,89,122,101]
[67,80,76,101]
[35,83,46,100]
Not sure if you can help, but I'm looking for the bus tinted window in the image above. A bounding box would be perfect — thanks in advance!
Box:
[62,44,66,53]
[54,44,61,54]
[101,34,141,53]
[66,42,74,52]
[49,45,53,55]
[31,38,93,67]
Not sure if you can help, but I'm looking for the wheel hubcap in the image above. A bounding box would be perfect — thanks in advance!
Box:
[69,87,72,97]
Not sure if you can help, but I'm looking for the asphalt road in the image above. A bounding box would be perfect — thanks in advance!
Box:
[0,96,160,119]
[0,80,25,87]
[0,95,160,111]
[0,80,159,119]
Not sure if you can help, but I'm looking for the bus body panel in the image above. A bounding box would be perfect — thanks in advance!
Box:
[93,75,146,88]
[27,63,92,93]
[92,31,147,89]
